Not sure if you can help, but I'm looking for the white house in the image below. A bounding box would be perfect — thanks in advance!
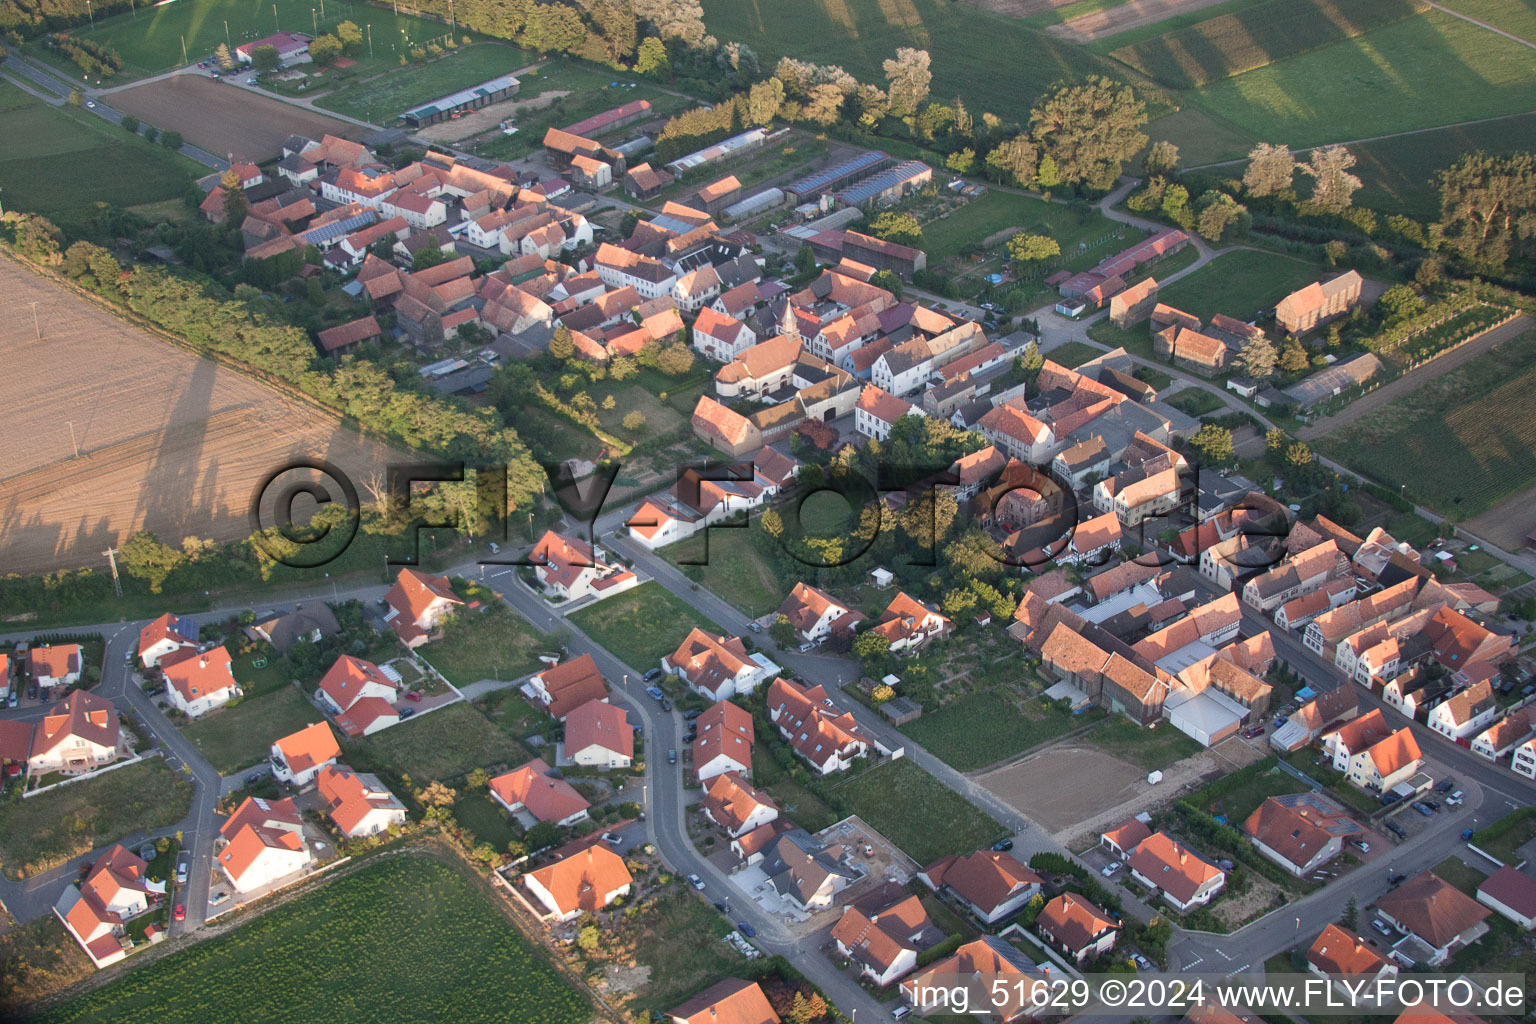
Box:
[562,698,634,769]
[701,771,779,838]
[854,384,924,441]
[382,568,463,648]
[524,845,633,922]
[692,699,754,781]
[1036,893,1119,963]
[216,796,313,893]
[1127,832,1225,911]
[831,891,938,986]
[55,843,166,969]
[316,764,408,838]
[137,613,199,668]
[160,645,241,718]
[27,643,82,691]
[1477,866,1536,930]
[315,654,400,738]
[776,582,864,644]
[692,306,756,361]
[664,628,770,701]
[1427,680,1498,741]
[529,530,640,603]
[919,849,1043,925]
[26,691,120,776]
[269,721,341,788]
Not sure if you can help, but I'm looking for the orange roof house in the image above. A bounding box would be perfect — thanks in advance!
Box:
[216,795,312,892]
[1307,923,1395,982]
[902,935,1043,1022]
[665,628,766,701]
[668,979,780,1024]
[315,764,407,838]
[701,771,780,837]
[137,613,198,667]
[691,395,763,457]
[563,698,634,767]
[831,886,940,985]
[869,591,952,653]
[764,677,868,774]
[27,690,120,775]
[1037,892,1119,962]
[1127,832,1225,911]
[529,654,610,720]
[1374,872,1491,964]
[159,645,241,717]
[776,582,864,644]
[269,721,341,786]
[27,643,82,687]
[524,844,633,921]
[693,699,754,781]
[383,568,463,646]
[490,757,591,825]
[919,849,1042,924]
[1101,817,1152,858]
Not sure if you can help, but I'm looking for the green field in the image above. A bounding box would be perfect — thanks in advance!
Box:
[1155,248,1320,322]
[901,692,1099,772]
[1182,10,1536,155]
[1318,328,1536,518]
[700,0,1118,124]
[0,759,192,877]
[921,190,1124,266]
[0,82,198,229]
[67,0,463,79]
[1192,762,1307,823]
[1110,0,1430,89]
[1043,340,1104,370]
[567,581,724,670]
[667,525,786,618]
[1348,112,1536,218]
[418,585,549,687]
[180,685,322,773]
[1086,718,1205,770]
[1165,388,1225,416]
[34,855,589,1024]
[346,701,524,784]
[314,42,531,121]
[1437,0,1536,41]
[826,758,1005,864]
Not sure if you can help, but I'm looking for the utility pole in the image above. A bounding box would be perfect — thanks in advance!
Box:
[366,23,372,59]
[312,8,317,35]
[68,421,80,458]
[181,35,187,66]
[86,0,93,28]
[104,547,122,596]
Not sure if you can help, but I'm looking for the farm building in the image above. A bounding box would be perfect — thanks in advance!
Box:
[563,99,651,137]
[623,163,674,200]
[1094,229,1188,280]
[695,175,744,215]
[1283,353,1382,409]
[785,151,890,202]
[402,74,520,128]
[1276,271,1364,334]
[723,188,784,220]
[842,230,927,280]
[834,162,932,210]
[665,128,772,176]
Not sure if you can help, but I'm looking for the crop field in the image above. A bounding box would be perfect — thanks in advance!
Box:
[1183,9,1536,153]
[68,0,463,80]
[568,582,724,670]
[901,692,1101,771]
[825,758,1005,864]
[1347,112,1536,218]
[108,75,364,160]
[1317,328,1536,519]
[0,259,402,575]
[313,42,531,122]
[1437,0,1536,41]
[1154,248,1320,321]
[700,0,1118,123]
[0,82,198,229]
[1109,0,1429,89]
[34,855,590,1024]
[1044,0,1239,45]
[346,701,525,784]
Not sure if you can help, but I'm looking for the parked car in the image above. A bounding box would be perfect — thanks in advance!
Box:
[747,622,762,633]
[1386,821,1406,838]
[1101,861,1122,877]
[1438,779,1457,794]
[1371,919,1394,937]
[1446,791,1463,806]
[486,541,500,554]
[797,642,816,653]
[713,901,728,914]
[173,904,186,921]
[667,750,677,764]
[6,692,16,708]
[686,873,705,890]
[1421,799,1440,811]
[736,921,756,938]
[26,684,38,700]
[990,838,1014,852]
[1411,801,1434,817]
[1461,829,1475,841]
[600,832,623,847]
[1350,839,1370,853]
[1131,954,1154,971]
[1242,725,1266,738]
[645,686,666,701]
[404,690,423,702]
[176,860,189,885]
[659,698,672,712]
[643,668,662,682]
[1388,873,1407,886]
[683,708,704,721]
[399,706,417,719]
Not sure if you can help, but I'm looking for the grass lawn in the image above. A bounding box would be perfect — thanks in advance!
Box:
[472,62,685,161]
[1135,366,1175,391]
[453,789,523,851]
[699,0,1120,126]
[1471,806,1536,865]
[1144,105,1260,168]
[314,43,531,121]
[346,702,524,785]
[1316,329,1536,519]
[628,893,743,1012]
[0,82,199,231]
[1280,750,1382,816]
[1193,762,1307,823]
[1166,388,1225,417]
[419,586,549,687]
[1044,340,1104,370]
[180,685,321,774]
[752,746,841,833]
[825,759,1005,864]
[1437,0,1536,41]
[1431,855,1488,897]
[567,581,723,671]
[1086,719,1205,771]
[1185,10,1536,154]
[922,190,1123,266]
[901,692,1101,772]
[1156,249,1321,322]
[1348,111,1536,218]
[595,381,689,442]
[68,0,465,79]
[0,759,192,877]
[34,855,589,1024]
[666,524,786,619]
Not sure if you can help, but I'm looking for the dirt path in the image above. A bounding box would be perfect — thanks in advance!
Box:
[1045,0,1232,42]
[1296,314,1533,441]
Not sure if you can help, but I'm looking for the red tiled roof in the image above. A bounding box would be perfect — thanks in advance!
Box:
[527,845,633,917]
[563,698,633,760]
[272,721,340,775]
[490,757,590,822]
[160,645,238,704]
[668,979,780,1024]
[534,655,609,720]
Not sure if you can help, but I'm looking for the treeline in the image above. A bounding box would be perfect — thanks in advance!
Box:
[0,0,131,39]
[51,32,122,76]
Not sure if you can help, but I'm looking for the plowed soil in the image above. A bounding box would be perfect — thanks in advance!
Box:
[0,258,401,574]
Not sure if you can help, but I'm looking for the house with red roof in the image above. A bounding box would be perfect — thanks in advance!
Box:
[900,935,1045,1022]
[1306,923,1397,993]
[692,306,757,362]
[701,771,779,837]
[1127,832,1225,911]
[668,978,780,1024]
[776,582,864,646]
[563,698,633,768]
[765,677,870,774]
[693,699,754,781]
[316,655,400,737]
[831,884,943,985]
[27,643,82,691]
[665,628,771,701]
[1037,892,1119,962]
[54,843,165,968]
[160,645,241,718]
[854,384,923,441]
[529,530,640,603]
[269,721,341,787]
[1243,792,1362,876]
[524,844,633,922]
[382,568,464,648]
[217,795,313,892]
[1101,817,1152,859]
[919,849,1043,924]
[1345,726,1422,795]
[490,757,591,826]
[316,764,407,838]
[527,654,610,721]
[137,613,199,668]
[27,690,121,776]
[869,591,952,654]
[1477,865,1536,929]
[1374,871,1490,965]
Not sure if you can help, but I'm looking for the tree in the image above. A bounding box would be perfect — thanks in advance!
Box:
[1160,183,1192,230]
[577,924,601,950]
[120,113,139,134]
[68,89,83,106]
[747,77,784,126]
[336,20,364,53]
[160,130,182,150]
[1007,233,1060,267]
[882,47,932,116]
[1341,896,1359,930]
[1145,139,1179,176]
[1324,239,1347,267]
[601,395,617,411]
[250,44,281,72]
[656,344,694,375]
[794,243,816,274]
[308,34,342,65]
[1433,151,1536,269]
[1266,427,1289,453]
[1029,76,1147,190]
[769,614,797,647]
[1240,333,1277,380]
[1278,337,1309,374]
[219,167,247,224]
[526,821,563,851]
[118,531,183,593]
[941,588,978,620]
[802,83,843,125]
[984,135,1039,188]
[1285,441,1314,467]
[635,36,670,78]
[1189,424,1233,464]
[416,781,457,807]
[1194,190,1247,243]
[1302,145,1362,213]
[1377,283,1426,325]
[549,325,575,361]
[866,211,923,247]
[622,411,646,431]
[214,42,235,71]
[1243,142,1294,197]
[466,768,490,790]
[853,631,891,666]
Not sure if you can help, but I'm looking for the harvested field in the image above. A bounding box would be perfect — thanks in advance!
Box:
[0,258,401,575]
[1466,484,1536,552]
[1045,0,1233,43]
[979,745,1146,835]
[106,75,364,161]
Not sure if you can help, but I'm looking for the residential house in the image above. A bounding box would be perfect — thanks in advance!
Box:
[665,628,769,701]
[693,699,754,781]
[316,764,407,837]
[1053,436,1112,490]
[563,698,634,768]
[1243,793,1362,877]
[1059,511,1123,566]
[528,655,610,721]
[978,400,1054,465]
[316,655,400,737]
[901,935,1045,1023]
[854,384,924,441]
[55,843,166,969]
[529,530,640,603]
[269,721,341,787]
[1093,457,1184,527]
[1306,924,1397,994]
[776,582,865,645]
[1270,686,1359,752]
[1476,865,1536,929]
[1374,871,1490,966]
[1127,832,1225,911]
[1516,736,1536,780]
[668,979,779,1024]
[245,604,340,656]
[1276,271,1363,334]
[136,613,199,668]
[702,771,780,837]
[490,758,591,826]
[868,592,952,654]
[758,829,858,911]
[1345,727,1422,794]
[714,335,803,401]
[1101,817,1152,859]
[216,796,313,892]
[1471,707,1536,762]
[524,845,633,922]
[382,568,463,647]
[160,645,241,718]
[28,643,82,691]
[764,677,870,774]
[1242,542,1350,615]
[1427,680,1498,741]
[27,690,120,776]
[919,849,1043,924]
[832,885,943,986]
[947,445,1008,503]
[1037,892,1119,963]
[693,306,757,362]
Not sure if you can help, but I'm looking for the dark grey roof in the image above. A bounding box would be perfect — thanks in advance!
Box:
[247,603,340,654]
